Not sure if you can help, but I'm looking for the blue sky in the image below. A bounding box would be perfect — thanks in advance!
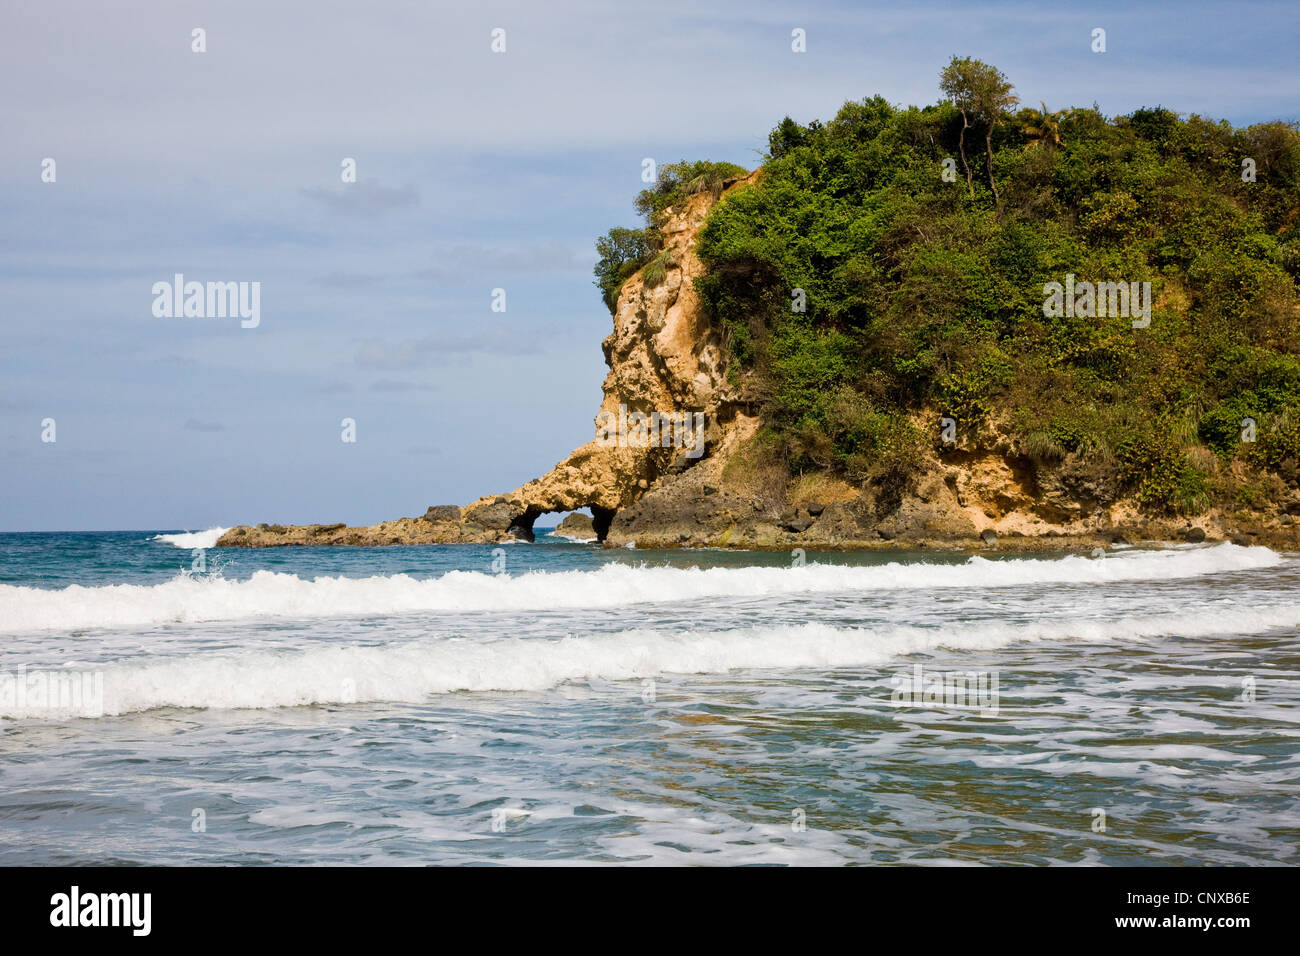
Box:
[2,0,1298,531]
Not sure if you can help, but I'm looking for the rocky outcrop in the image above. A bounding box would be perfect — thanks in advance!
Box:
[452,175,753,542]
[218,170,1300,554]
[217,509,493,547]
[554,512,596,541]
[220,174,756,550]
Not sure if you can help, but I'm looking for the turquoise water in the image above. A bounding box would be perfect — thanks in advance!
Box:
[0,530,1297,864]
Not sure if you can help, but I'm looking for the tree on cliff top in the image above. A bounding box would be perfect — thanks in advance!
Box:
[940,56,1019,201]
[1020,102,1070,149]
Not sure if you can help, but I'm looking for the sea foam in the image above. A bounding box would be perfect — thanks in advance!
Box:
[0,543,1282,634]
[3,603,1297,718]
[150,528,229,549]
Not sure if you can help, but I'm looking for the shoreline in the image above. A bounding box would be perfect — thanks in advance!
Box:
[213,522,1298,554]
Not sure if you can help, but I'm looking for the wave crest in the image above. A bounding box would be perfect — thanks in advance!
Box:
[150,528,229,549]
[0,543,1282,634]
[3,604,1296,719]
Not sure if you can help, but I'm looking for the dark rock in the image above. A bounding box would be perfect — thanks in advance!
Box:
[422,505,461,523]
[1183,526,1206,543]
[811,501,863,543]
[463,501,514,531]
[781,507,815,532]
[874,510,924,543]
[806,501,826,517]
[703,484,718,496]
[980,529,998,546]
[555,513,595,537]
[1037,451,1119,516]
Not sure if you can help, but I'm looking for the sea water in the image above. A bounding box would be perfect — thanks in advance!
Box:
[0,530,1296,865]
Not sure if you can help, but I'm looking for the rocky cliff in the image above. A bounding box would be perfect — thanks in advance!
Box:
[218,174,1300,552]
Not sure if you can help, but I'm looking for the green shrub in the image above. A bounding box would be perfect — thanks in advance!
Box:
[1248,409,1300,469]
[593,227,653,313]
[592,161,748,315]
[641,250,676,289]
[634,160,750,228]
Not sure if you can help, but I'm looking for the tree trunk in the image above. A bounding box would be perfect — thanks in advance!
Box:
[958,110,974,198]
[985,123,999,203]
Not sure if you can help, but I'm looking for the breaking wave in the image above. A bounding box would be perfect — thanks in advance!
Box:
[3,603,1297,718]
[150,528,229,549]
[0,543,1283,634]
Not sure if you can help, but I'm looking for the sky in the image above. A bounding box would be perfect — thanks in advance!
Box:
[2,0,1298,531]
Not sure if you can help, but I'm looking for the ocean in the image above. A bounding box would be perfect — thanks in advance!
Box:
[0,530,1297,865]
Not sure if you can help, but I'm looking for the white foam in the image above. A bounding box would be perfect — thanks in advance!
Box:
[150,528,229,549]
[3,604,1296,718]
[552,532,597,543]
[0,543,1282,634]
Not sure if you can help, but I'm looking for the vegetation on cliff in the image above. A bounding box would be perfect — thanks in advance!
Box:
[594,160,748,312]
[676,60,1300,517]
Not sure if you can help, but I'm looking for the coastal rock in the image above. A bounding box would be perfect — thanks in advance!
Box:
[555,513,596,539]
[452,178,758,542]
[462,500,513,531]
[785,515,814,534]
[1036,452,1119,519]
[216,168,1300,555]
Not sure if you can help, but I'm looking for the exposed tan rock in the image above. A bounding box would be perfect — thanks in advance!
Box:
[451,175,758,542]
[217,515,496,548]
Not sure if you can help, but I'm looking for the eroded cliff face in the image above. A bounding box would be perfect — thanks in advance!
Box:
[219,172,1300,552]
[434,174,761,542]
[219,175,757,549]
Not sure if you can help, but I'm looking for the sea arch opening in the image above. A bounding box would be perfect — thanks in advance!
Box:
[507,505,616,543]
